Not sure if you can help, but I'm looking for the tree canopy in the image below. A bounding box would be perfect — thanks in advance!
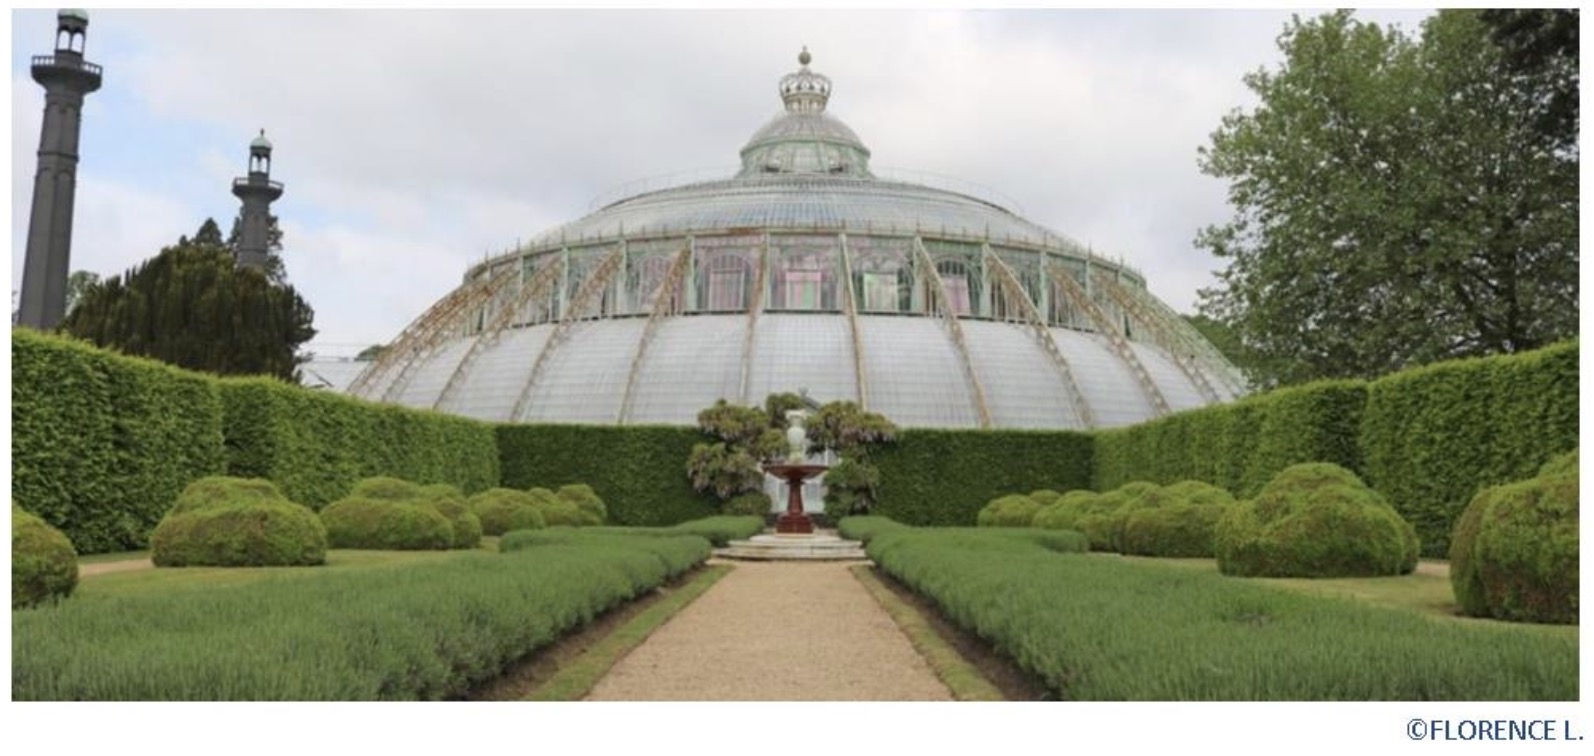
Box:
[1196,10,1578,387]
[61,220,316,381]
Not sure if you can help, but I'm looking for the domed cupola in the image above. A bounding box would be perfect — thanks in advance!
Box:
[738,48,874,178]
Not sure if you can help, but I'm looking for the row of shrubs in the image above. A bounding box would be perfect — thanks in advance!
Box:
[857,522,1577,700]
[12,531,711,700]
[979,464,1420,577]
[144,476,612,569]
[975,452,1579,625]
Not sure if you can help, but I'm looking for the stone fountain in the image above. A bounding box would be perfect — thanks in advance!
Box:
[761,410,828,534]
[715,408,867,560]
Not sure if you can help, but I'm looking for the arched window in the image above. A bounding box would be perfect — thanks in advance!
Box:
[701,253,751,312]
[775,252,835,311]
[630,255,674,314]
[936,259,973,316]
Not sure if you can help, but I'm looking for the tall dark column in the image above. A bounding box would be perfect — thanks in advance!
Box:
[19,9,103,329]
[231,131,283,272]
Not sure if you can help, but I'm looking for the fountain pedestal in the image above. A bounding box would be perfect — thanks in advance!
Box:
[762,462,828,534]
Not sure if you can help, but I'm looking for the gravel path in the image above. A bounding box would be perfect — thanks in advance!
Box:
[584,560,953,701]
[78,559,154,577]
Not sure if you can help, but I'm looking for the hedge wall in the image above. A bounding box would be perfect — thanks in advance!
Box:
[220,378,499,510]
[12,329,225,553]
[1094,380,1365,497]
[497,423,719,526]
[871,428,1093,526]
[1360,341,1578,557]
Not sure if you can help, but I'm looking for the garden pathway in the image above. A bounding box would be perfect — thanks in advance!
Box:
[583,560,953,701]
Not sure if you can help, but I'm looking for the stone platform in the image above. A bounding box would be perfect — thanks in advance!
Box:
[714,531,868,562]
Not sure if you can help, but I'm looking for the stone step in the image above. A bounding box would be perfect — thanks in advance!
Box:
[713,533,869,562]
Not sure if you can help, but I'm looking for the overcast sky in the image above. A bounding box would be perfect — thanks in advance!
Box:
[9,7,1437,358]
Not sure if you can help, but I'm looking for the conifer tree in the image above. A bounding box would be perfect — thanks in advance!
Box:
[60,219,316,381]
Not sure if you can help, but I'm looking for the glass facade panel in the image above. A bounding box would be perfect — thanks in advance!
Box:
[1049,327,1153,427]
[522,319,645,423]
[960,320,1078,428]
[746,314,858,405]
[858,318,979,428]
[442,327,553,420]
[629,315,746,424]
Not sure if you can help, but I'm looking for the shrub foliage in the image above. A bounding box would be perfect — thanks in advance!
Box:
[12,504,79,609]
[1449,463,1578,624]
[11,329,225,553]
[1216,463,1419,578]
[872,428,1093,525]
[221,377,499,511]
[498,424,718,526]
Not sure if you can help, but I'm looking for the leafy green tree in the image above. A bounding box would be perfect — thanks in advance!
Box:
[1196,10,1578,386]
[60,220,316,381]
[1477,8,1578,152]
[63,270,100,318]
[354,343,390,361]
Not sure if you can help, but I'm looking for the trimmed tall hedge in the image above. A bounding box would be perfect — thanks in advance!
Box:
[11,329,224,553]
[1094,379,1366,497]
[497,424,718,526]
[1361,341,1578,556]
[221,377,499,510]
[871,428,1093,526]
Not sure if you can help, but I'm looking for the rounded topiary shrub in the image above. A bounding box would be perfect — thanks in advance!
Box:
[169,476,285,516]
[1449,470,1577,624]
[1070,482,1162,552]
[419,486,483,550]
[1121,481,1236,558]
[724,491,773,517]
[319,497,452,550]
[350,476,424,501]
[556,484,607,525]
[977,494,1043,527]
[1215,463,1419,578]
[13,504,78,609]
[1538,449,1578,478]
[1028,489,1064,507]
[1033,490,1104,532]
[470,488,547,536]
[532,487,589,527]
[152,500,327,567]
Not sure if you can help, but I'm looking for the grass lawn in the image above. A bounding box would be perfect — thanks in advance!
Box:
[1115,554,1577,641]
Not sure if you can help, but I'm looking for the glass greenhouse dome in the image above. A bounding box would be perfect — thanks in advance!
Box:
[345,50,1248,429]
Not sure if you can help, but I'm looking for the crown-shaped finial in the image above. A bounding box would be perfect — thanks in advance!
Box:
[779,47,830,114]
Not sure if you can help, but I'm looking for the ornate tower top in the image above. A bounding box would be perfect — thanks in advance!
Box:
[778,46,831,114]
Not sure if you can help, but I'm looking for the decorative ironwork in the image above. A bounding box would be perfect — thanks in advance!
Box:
[737,236,771,404]
[984,245,1095,427]
[913,237,992,428]
[380,266,518,404]
[1090,271,1223,405]
[839,233,869,409]
[509,246,626,422]
[1046,263,1171,417]
[432,256,568,412]
[617,243,694,423]
[348,269,508,398]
